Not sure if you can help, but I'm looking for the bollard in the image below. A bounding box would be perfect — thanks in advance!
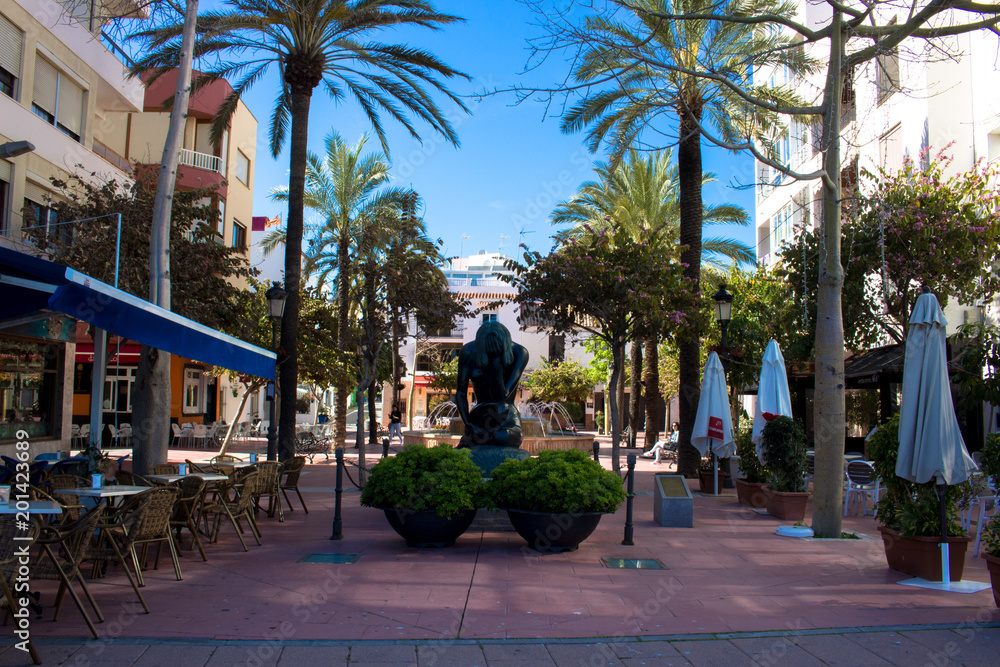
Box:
[330,447,344,540]
[622,453,635,546]
[382,438,390,459]
[593,439,601,462]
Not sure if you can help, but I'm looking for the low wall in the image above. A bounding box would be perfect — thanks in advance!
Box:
[401,431,593,455]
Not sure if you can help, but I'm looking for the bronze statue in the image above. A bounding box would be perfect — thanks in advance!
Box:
[456,321,528,453]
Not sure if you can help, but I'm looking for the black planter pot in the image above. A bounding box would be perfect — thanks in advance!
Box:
[382,508,477,548]
[504,509,605,553]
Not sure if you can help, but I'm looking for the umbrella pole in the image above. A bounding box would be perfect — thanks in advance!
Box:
[937,482,951,585]
[711,441,719,496]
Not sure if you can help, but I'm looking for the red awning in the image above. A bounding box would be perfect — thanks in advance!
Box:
[413,375,433,387]
[75,343,141,365]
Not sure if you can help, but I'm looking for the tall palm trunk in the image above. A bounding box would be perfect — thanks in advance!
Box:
[643,337,660,448]
[334,230,351,450]
[132,0,198,475]
[628,340,642,449]
[676,105,704,478]
[278,76,315,461]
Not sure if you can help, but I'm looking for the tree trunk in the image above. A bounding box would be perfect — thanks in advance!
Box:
[355,387,366,485]
[676,104,704,478]
[278,83,313,462]
[334,230,352,451]
[643,336,660,449]
[132,0,198,475]
[616,355,626,447]
[812,13,847,538]
[608,340,625,472]
[628,339,642,449]
[391,307,402,407]
[217,379,264,456]
[368,381,378,445]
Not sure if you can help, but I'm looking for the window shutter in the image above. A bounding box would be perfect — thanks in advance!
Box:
[24,181,47,205]
[57,76,83,135]
[0,14,22,81]
[32,56,57,115]
[0,159,10,183]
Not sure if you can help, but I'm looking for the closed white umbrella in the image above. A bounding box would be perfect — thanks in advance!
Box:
[692,352,734,494]
[896,288,979,588]
[752,339,793,461]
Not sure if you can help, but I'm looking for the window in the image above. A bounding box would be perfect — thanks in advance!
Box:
[0,158,9,236]
[232,219,246,249]
[482,313,497,323]
[23,182,65,242]
[0,338,59,441]
[876,19,899,104]
[102,366,136,413]
[183,367,206,414]
[0,14,22,99]
[548,335,565,362]
[880,125,902,172]
[235,150,250,185]
[772,203,794,251]
[32,56,84,141]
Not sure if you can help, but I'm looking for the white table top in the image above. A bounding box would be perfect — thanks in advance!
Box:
[146,472,229,483]
[0,500,64,515]
[54,485,149,498]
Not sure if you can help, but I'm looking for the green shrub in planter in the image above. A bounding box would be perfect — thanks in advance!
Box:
[760,416,807,493]
[486,449,625,514]
[735,427,767,484]
[360,444,484,519]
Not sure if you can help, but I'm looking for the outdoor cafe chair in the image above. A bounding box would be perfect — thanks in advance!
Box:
[115,470,153,487]
[184,459,212,474]
[169,476,208,561]
[31,502,108,639]
[250,461,283,521]
[280,456,309,514]
[0,516,41,663]
[843,460,880,516]
[171,423,191,448]
[150,464,179,475]
[202,471,262,551]
[29,486,86,526]
[191,424,211,449]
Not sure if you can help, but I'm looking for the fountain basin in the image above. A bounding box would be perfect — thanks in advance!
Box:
[402,430,593,455]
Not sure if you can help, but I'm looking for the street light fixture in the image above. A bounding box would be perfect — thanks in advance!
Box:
[0,141,34,159]
[265,281,287,461]
[712,284,734,350]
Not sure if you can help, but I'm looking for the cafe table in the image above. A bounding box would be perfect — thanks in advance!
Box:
[54,485,149,506]
[146,472,229,484]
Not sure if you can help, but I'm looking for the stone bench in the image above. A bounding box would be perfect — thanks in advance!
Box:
[653,473,694,528]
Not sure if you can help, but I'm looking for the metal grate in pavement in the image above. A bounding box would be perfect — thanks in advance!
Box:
[299,553,361,564]
[601,557,667,569]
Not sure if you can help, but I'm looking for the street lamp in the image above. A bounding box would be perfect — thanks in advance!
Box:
[712,284,734,350]
[0,141,34,159]
[265,281,287,461]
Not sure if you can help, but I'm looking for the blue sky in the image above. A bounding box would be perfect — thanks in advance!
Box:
[231,0,757,272]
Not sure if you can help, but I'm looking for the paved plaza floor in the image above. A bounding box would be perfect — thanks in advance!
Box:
[3,436,999,665]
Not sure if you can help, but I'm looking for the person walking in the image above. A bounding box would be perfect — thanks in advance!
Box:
[388,404,404,445]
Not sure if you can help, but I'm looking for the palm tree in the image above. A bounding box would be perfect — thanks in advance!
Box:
[272,131,412,450]
[132,0,468,460]
[561,0,809,475]
[552,148,753,454]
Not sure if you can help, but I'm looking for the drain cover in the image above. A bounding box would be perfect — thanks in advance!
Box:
[299,553,360,564]
[601,557,667,569]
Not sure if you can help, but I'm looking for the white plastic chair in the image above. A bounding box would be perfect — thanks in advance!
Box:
[191,424,210,449]
[78,424,90,448]
[844,460,880,516]
[118,423,132,447]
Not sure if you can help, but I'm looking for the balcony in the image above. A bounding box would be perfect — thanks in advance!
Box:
[176,149,227,196]
[180,149,223,174]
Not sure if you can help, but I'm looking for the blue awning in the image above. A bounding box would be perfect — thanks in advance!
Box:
[0,246,276,380]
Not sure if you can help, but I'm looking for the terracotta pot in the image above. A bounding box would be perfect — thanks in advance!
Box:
[698,470,729,494]
[878,526,971,581]
[382,508,477,548]
[763,485,810,521]
[734,478,768,509]
[983,553,1000,607]
[505,509,605,553]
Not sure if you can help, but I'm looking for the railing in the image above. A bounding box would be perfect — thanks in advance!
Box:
[92,139,133,174]
[179,149,223,174]
[447,277,509,288]
[100,30,135,68]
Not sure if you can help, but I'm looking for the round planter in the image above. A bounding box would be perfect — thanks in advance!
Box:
[734,478,768,509]
[878,525,971,581]
[763,486,810,521]
[699,471,729,494]
[983,552,1000,607]
[504,509,605,553]
[381,508,477,548]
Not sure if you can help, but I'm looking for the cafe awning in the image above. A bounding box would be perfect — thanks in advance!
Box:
[0,246,275,380]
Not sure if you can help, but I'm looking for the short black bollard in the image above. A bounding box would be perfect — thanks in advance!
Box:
[622,453,635,546]
[593,439,601,463]
[330,447,344,540]
[381,438,390,459]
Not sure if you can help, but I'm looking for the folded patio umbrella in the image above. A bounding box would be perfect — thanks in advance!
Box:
[752,339,793,461]
[692,352,734,494]
[896,288,978,585]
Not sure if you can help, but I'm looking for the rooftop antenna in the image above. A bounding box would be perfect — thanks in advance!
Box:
[459,234,470,259]
[518,228,535,252]
[498,234,508,254]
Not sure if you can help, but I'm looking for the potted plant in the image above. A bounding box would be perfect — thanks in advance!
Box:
[760,416,810,521]
[977,433,1000,605]
[734,428,768,508]
[868,415,973,581]
[698,457,729,493]
[360,444,484,547]
[486,449,625,552]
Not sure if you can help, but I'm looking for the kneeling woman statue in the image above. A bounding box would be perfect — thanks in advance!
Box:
[455,322,529,470]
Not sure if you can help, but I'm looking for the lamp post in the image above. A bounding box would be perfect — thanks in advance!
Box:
[265,281,287,461]
[712,283,734,351]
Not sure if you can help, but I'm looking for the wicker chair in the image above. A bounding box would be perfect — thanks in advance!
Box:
[169,476,208,561]
[31,502,109,638]
[280,456,309,514]
[29,486,86,526]
[115,470,153,487]
[184,459,212,474]
[45,474,89,514]
[250,461,284,521]
[150,464,179,475]
[0,517,41,663]
[201,471,262,551]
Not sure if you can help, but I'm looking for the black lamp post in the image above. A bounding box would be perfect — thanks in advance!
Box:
[265,281,287,461]
[712,284,734,350]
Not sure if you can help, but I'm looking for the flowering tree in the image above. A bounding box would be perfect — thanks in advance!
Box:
[523,358,598,404]
[502,226,701,470]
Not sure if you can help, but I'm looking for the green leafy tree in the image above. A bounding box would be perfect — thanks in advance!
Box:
[502,224,701,470]
[524,358,594,404]
[132,0,469,463]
